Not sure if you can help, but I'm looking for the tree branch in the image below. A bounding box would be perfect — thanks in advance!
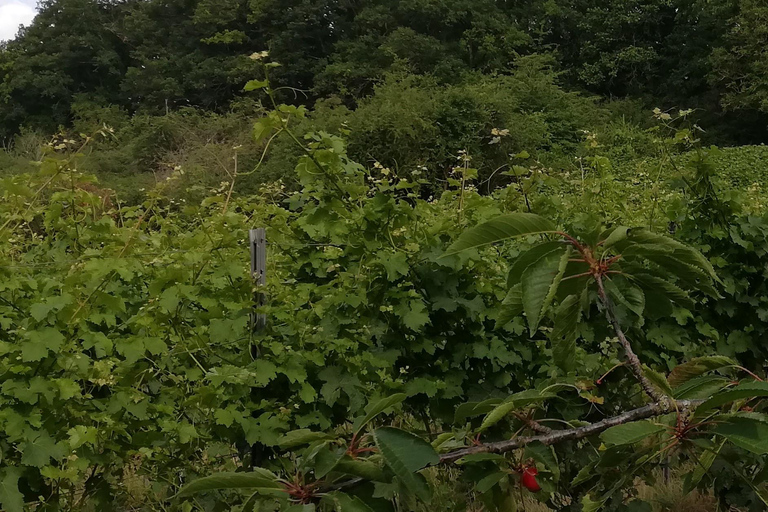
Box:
[595,275,670,408]
[324,399,703,492]
[438,399,701,464]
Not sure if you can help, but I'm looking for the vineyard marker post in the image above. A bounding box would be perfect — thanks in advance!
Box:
[250,228,267,331]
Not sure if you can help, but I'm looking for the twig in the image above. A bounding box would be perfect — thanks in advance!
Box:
[595,274,670,408]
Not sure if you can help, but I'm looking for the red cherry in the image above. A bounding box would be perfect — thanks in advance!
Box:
[521,466,541,492]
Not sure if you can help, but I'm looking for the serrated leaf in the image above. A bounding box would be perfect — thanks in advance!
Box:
[442,213,556,257]
[600,226,629,249]
[497,285,523,326]
[354,393,407,434]
[673,376,730,400]
[698,381,768,411]
[506,242,565,288]
[713,415,768,454]
[605,277,645,317]
[175,470,284,498]
[684,439,724,493]
[668,356,737,387]
[550,294,581,373]
[322,491,376,512]
[454,398,503,424]
[525,441,560,482]
[278,429,333,449]
[522,248,568,334]
[479,390,554,431]
[373,427,438,500]
[334,458,388,482]
[642,366,673,396]
[627,273,693,309]
[600,421,665,446]
[476,471,506,493]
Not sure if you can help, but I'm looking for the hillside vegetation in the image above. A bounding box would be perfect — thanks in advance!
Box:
[2,1,768,512]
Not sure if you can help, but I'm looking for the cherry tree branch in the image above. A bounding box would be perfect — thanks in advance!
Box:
[326,399,703,493]
[438,399,701,463]
[594,274,670,408]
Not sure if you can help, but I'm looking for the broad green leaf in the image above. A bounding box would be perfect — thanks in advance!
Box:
[334,457,388,482]
[455,453,507,465]
[244,79,269,91]
[506,242,565,288]
[479,390,554,431]
[454,398,503,424]
[698,381,768,411]
[314,447,346,479]
[442,213,556,257]
[713,414,768,454]
[476,471,506,493]
[354,393,407,434]
[322,491,376,512]
[605,277,644,317]
[521,248,569,334]
[627,273,693,309]
[0,468,23,512]
[581,494,606,512]
[673,376,730,400]
[373,427,439,500]
[684,439,724,494]
[624,229,717,280]
[550,294,581,373]
[175,470,283,498]
[600,226,629,249]
[242,491,261,512]
[525,441,560,482]
[278,429,333,449]
[668,356,737,387]
[497,285,523,326]
[571,461,597,486]
[600,420,665,446]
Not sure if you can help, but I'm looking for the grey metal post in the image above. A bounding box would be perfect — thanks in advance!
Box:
[249,228,267,330]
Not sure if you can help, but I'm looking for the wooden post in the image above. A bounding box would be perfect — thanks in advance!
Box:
[250,228,267,331]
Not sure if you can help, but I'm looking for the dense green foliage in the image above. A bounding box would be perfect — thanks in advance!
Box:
[3,1,768,511]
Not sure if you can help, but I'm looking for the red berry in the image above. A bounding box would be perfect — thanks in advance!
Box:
[521,466,541,492]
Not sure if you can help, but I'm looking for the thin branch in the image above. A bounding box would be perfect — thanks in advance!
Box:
[324,399,703,493]
[439,399,701,463]
[595,275,670,408]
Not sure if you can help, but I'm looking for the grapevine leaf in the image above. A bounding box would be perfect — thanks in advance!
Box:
[442,213,556,257]
[0,468,23,512]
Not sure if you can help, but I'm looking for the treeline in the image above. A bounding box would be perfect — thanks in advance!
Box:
[1,0,768,143]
